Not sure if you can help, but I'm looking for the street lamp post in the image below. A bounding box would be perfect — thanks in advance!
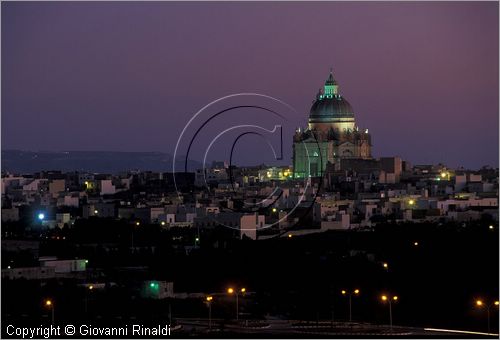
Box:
[206,296,213,330]
[44,299,54,325]
[227,287,246,321]
[381,295,398,331]
[131,222,141,251]
[341,289,360,322]
[475,299,499,334]
[85,285,93,316]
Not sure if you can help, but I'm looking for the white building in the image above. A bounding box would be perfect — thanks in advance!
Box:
[99,179,116,195]
[240,214,265,240]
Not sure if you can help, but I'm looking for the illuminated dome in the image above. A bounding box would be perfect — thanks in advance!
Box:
[309,96,355,122]
[308,70,356,132]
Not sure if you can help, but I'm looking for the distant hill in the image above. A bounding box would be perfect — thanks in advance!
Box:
[1,150,202,174]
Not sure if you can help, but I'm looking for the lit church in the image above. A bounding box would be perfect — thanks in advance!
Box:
[293,69,372,178]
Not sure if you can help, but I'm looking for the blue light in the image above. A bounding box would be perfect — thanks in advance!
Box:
[38,213,45,220]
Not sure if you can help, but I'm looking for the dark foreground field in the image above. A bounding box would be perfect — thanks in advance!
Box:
[2,220,499,337]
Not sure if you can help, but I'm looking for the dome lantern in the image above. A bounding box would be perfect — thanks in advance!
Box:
[323,68,339,98]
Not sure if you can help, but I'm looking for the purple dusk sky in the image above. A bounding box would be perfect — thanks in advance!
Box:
[2,2,498,169]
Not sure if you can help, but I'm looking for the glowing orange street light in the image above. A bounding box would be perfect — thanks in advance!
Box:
[475,298,499,334]
[44,299,55,325]
[227,287,246,321]
[381,294,398,331]
[205,296,213,330]
[341,289,360,322]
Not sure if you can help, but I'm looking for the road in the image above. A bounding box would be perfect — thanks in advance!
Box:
[173,318,499,337]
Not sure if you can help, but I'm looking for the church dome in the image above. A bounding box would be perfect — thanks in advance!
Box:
[309,96,354,121]
[308,69,356,132]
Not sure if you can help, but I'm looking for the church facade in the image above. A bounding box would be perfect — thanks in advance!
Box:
[293,70,372,178]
